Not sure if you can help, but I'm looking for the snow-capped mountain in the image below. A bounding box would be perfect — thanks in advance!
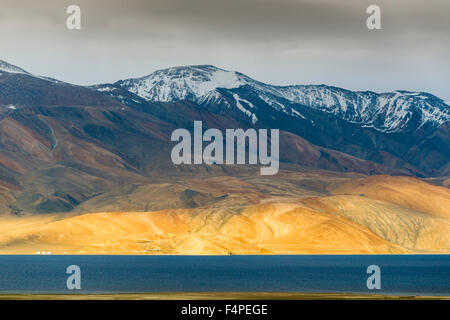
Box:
[116,65,251,103]
[112,65,449,133]
[273,86,449,132]
[0,58,448,178]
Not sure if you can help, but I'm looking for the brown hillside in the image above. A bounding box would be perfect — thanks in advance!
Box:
[330,175,450,218]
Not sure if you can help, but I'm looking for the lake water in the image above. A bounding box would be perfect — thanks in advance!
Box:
[0,255,448,296]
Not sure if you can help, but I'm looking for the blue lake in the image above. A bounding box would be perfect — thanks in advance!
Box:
[0,255,448,296]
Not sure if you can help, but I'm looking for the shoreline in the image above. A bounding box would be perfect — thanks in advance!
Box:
[1,292,449,300]
[1,253,449,256]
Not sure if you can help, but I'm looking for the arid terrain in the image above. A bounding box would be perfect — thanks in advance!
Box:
[0,59,448,255]
[0,172,448,255]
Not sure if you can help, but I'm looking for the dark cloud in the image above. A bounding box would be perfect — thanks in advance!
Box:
[1,0,449,100]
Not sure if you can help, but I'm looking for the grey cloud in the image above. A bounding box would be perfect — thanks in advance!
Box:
[0,0,448,100]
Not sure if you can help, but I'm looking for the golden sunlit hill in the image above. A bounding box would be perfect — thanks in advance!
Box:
[0,173,448,255]
[330,175,450,218]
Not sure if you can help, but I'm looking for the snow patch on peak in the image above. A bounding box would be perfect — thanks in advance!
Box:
[233,93,258,124]
[118,65,247,103]
[96,86,116,93]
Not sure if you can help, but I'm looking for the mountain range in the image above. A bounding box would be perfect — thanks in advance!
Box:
[0,59,448,216]
[112,65,449,134]
[0,58,449,254]
[97,64,449,177]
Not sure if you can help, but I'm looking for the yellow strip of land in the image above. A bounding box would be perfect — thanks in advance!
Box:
[1,292,449,300]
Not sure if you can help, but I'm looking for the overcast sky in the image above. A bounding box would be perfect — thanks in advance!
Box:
[1,0,449,100]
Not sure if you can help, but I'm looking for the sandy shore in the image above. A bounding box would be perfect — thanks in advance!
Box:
[1,292,449,300]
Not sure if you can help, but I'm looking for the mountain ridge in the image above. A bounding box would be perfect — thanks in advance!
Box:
[0,58,448,189]
[111,64,449,133]
[0,59,122,107]
[0,59,30,75]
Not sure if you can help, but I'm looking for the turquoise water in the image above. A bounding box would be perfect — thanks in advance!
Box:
[0,255,448,295]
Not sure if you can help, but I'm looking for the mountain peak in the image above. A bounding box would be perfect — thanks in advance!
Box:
[166,64,221,71]
[116,65,249,102]
[0,59,30,75]
[136,64,231,80]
